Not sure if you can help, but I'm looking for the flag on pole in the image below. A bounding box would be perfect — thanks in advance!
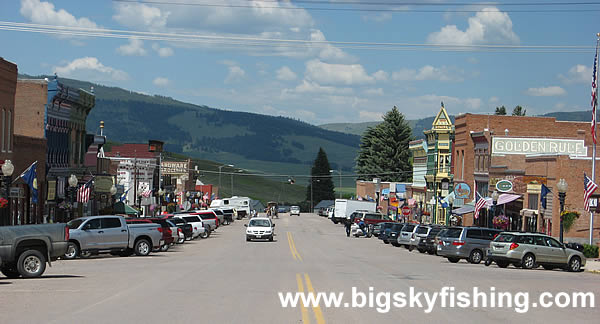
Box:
[592,48,598,144]
[540,184,551,209]
[77,179,93,204]
[119,188,130,202]
[584,173,598,212]
[203,192,209,201]
[18,161,38,203]
[474,191,487,220]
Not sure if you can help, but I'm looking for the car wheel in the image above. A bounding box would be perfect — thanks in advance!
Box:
[469,249,484,264]
[17,250,47,278]
[447,257,460,263]
[80,250,92,258]
[496,261,509,268]
[427,250,435,255]
[269,235,274,242]
[200,231,209,239]
[134,239,151,256]
[383,240,389,244]
[160,244,170,252]
[542,265,556,270]
[522,253,536,269]
[568,256,582,272]
[391,242,400,247]
[1,266,21,278]
[64,242,80,259]
[177,238,185,244]
[418,248,426,253]
[204,226,212,238]
[408,246,414,252]
[332,220,339,224]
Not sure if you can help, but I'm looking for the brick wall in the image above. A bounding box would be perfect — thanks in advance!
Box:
[0,58,16,163]
[14,80,47,139]
[13,135,47,224]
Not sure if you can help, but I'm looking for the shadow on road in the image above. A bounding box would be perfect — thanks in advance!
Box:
[34,275,85,279]
[0,281,13,284]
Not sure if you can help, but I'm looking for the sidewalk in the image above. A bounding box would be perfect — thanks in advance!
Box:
[585,259,600,273]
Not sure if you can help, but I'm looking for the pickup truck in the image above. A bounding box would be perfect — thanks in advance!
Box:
[0,223,69,278]
[64,215,163,259]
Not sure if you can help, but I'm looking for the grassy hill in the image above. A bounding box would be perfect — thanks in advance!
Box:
[21,75,360,176]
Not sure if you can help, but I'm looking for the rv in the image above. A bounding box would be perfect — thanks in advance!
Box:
[210,196,251,219]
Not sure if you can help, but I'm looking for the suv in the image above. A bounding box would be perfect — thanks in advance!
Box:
[388,223,405,246]
[377,222,396,241]
[437,227,502,264]
[245,217,275,241]
[488,232,586,272]
[290,206,301,216]
[417,226,445,254]
[350,211,389,226]
[173,215,208,239]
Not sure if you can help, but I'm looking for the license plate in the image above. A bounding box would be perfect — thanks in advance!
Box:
[256,235,261,238]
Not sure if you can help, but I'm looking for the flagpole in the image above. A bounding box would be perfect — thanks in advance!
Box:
[591,33,599,246]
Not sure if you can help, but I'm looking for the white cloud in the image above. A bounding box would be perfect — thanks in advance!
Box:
[488,96,499,103]
[309,30,356,63]
[427,7,519,45]
[290,79,353,95]
[465,98,483,109]
[525,86,567,97]
[276,66,297,81]
[20,0,98,28]
[305,59,382,85]
[364,88,384,96]
[392,65,464,82]
[151,43,174,57]
[113,2,169,30]
[153,77,170,87]
[359,110,384,121]
[558,64,592,84]
[117,38,147,56]
[53,57,129,81]
[225,65,246,83]
[373,70,389,81]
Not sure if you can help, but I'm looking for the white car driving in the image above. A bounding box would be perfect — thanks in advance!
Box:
[245,217,275,242]
[290,206,300,216]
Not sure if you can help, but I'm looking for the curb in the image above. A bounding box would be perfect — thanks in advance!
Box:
[586,269,600,274]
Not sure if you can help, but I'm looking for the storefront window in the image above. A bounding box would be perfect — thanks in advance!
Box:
[528,193,538,210]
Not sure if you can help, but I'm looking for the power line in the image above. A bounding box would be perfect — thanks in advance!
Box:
[0,21,593,53]
[110,0,600,13]
[115,0,600,6]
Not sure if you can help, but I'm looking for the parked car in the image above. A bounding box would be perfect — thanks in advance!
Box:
[487,232,586,272]
[218,208,235,224]
[388,223,405,246]
[397,224,420,250]
[378,222,396,242]
[374,222,395,237]
[173,214,209,239]
[64,215,163,259]
[209,209,226,225]
[290,206,301,216]
[437,227,502,264]
[147,218,178,250]
[166,217,194,241]
[0,223,69,278]
[350,210,389,226]
[245,217,275,241]
[417,225,445,254]
[193,211,219,231]
[125,218,174,252]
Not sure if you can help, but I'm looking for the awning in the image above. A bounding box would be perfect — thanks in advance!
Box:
[498,193,521,205]
[114,202,140,215]
[452,203,475,215]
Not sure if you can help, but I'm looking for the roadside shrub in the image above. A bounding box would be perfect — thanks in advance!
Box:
[583,244,599,258]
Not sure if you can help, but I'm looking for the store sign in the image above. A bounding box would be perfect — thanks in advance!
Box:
[94,176,113,193]
[492,137,586,156]
[453,183,471,199]
[47,180,56,201]
[162,161,188,174]
[496,180,513,192]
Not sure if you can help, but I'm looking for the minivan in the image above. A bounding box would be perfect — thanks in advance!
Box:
[437,227,502,264]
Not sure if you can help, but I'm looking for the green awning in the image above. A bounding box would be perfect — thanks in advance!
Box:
[114,202,140,215]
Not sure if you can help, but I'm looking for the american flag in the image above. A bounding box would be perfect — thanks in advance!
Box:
[77,179,93,204]
[592,49,598,144]
[584,173,598,212]
[474,191,487,220]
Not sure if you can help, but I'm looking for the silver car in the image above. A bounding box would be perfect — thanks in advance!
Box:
[488,232,586,272]
[437,227,502,264]
[397,224,419,250]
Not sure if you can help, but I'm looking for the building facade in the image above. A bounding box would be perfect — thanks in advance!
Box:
[0,58,16,226]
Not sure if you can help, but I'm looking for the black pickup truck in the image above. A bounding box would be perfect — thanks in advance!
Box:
[0,223,69,278]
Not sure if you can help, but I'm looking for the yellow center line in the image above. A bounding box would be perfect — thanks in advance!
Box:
[304,274,326,324]
[287,232,303,261]
[296,273,311,324]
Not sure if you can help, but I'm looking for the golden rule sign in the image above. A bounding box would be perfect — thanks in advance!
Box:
[492,137,586,156]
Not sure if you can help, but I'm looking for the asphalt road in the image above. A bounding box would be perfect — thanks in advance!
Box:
[1,214,598,323]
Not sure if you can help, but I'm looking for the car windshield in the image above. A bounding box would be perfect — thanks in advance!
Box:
[392,224,404,230]
[416,227,429,234]
[443,228,463,238]
[249,219,271,227]
[403,224,415,232]
[494,233,515,242]
[67,219,84,229]
[182,216,200,223]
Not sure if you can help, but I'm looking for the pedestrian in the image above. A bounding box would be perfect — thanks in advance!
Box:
[345,213,355,237]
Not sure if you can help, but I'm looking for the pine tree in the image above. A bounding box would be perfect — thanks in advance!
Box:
[355,106,413,182]
[512,105,526,116]
[495,106,507,115]
[306,147,335,205]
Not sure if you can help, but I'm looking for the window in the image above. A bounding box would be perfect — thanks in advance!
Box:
[481,229,500,240]
[6,110,11,152]
[516,235,534,245]
[83,218,101,230]
[365,213,382,220]
[494,234,515,242]
[528,193,539,210]
[533,236,546,246]
[102,218,122,228]
[545,237,562,248]
[1,109,5,152]
[466,229,482,239]
[443,228,463,238]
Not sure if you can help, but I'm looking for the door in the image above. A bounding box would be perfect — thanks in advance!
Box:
[101,217,128,248]
[544,237,567,264]
[533,235,551,263]
[80,218,102,249]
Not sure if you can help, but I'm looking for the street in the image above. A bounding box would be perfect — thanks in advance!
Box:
[1,214,598,323]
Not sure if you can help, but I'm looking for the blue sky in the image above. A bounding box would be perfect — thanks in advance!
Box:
[0,0,598,124]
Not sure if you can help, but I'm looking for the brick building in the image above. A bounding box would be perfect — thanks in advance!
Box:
[0,58,16,226]
[454,113,599,243]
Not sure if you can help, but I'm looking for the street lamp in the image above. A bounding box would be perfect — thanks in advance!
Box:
[490,190,499,229]
[158,188,164,214]
[447,194,454,225]
[557,178,568,243]
[330,169,342,199]
[310,178,320,213]
[2,160,14,225]
[218,164,234,196]
[68,174,78,220]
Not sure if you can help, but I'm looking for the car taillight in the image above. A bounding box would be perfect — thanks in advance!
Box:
[452,241,465,246]
[493,233,499,239]
[65,226,69,241]
[194,226,197,230]
[166,228,172,236]
[510,243,519,250]
[178,228,183,234]
[157,227,163,233]
[438,240,444,245]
